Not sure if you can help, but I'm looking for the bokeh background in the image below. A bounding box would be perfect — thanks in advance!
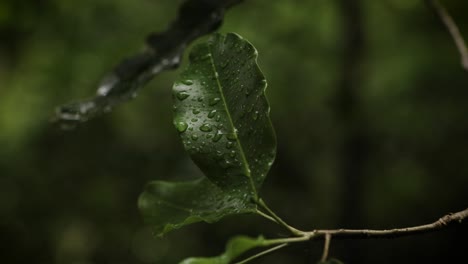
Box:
[1,0,467,263]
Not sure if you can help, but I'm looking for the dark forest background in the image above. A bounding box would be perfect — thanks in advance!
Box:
[1,0,467,263]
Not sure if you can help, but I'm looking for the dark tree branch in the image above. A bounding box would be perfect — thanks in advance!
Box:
[54,0,244,128]
[425,0,468,72]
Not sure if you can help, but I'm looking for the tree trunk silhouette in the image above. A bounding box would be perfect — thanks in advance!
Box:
[335,0,369,262]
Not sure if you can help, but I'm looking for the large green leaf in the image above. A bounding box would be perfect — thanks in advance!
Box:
[139,33,276,236]
[173,32,276,194]
[138,178,256,235]
[179,236,268,264]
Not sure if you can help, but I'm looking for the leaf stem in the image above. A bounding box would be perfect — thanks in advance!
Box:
[256,209,278,224]
[425,0,468,72]
[320,233,332,262]
[257,199,305,236]
[234,243,288,264]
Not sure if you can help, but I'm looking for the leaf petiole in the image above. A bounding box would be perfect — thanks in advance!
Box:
[257,199,305,236]
[234,243,288,264]
[255,209,278,224]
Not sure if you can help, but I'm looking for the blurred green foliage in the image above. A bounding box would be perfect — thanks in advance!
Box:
[0,0,467,263]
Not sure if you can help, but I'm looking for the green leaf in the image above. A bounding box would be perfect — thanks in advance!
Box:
[139,33,276,236]
[317,259,344,264]
[173,33,276,195]
[138,178,256,236]
[179,236,268,264]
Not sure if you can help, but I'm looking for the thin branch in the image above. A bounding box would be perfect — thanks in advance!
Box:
[425,0,468,72]
[234,244,288,264]
[256,209,279,224]
[307,207,468,239]
[257,199,305,236]
[320,233,332,262]
[234,208,466,263]
[259,208,467,245]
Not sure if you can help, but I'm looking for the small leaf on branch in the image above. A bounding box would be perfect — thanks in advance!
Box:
[179,236,268,264]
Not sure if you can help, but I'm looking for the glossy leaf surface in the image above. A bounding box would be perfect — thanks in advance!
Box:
[138,178,255,236]
[139,33,276,236]
[179,236,267,264]
[173,33,276,195]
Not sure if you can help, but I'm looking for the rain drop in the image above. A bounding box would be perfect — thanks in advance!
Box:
[208,110,217,119]
[182,79,193,85]
[212,130,223,142]
[226,133,237,141]
[220,159,232,169]
[192,109,201,114]
[200,124,213,132]
[176,91,190,101]
[175,121,188,133]
[209,97,221,106]
[252,111,259,120]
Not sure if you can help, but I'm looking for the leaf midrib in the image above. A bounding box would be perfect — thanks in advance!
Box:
[207,38,258,198]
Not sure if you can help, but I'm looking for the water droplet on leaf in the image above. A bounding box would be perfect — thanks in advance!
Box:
[209,97,221,106]
[208,110,217,119]
[182,79,193,85]
[212,130,223,142]
[252,111,259,120]
[175,121,188,133]
[176,91,190,101]
[226,133,237,141]
[200,124,213,132]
